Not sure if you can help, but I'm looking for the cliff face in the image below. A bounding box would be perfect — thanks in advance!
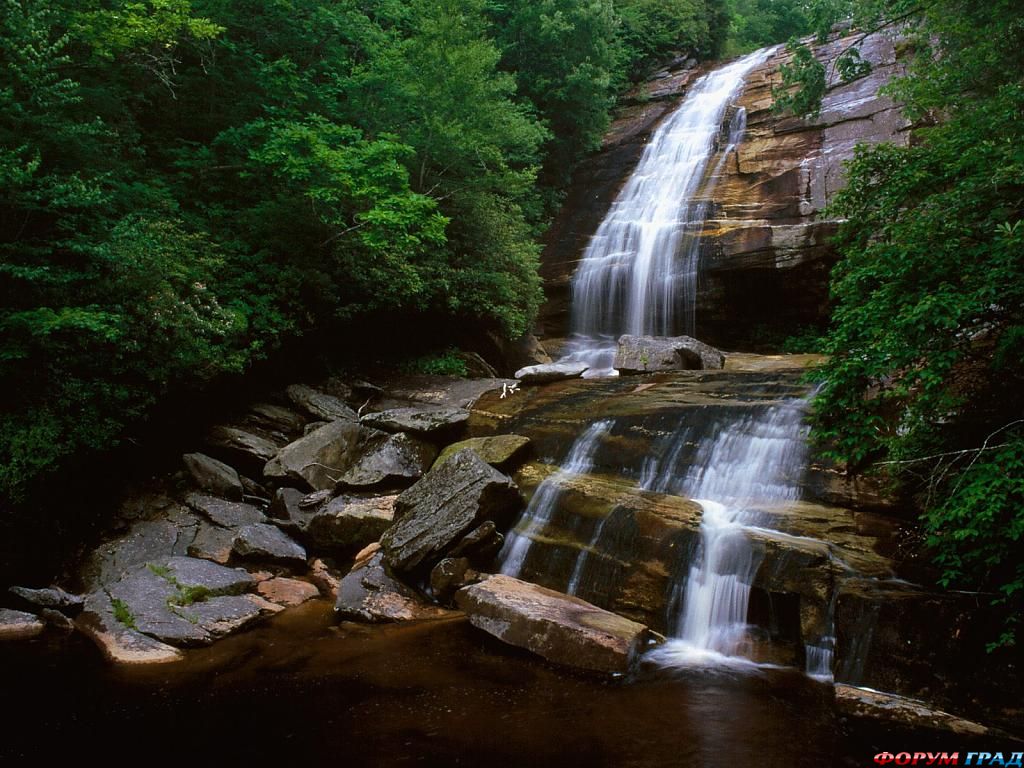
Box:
[538,30,910,349]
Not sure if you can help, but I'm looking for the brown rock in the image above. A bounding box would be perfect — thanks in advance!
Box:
[257,577,321,606]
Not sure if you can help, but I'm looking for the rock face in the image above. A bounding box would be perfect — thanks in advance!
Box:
[455,574,653,674]
[514,362,589,383]
[537,29,909,348]
[614,335,725,373]
[263,420,366,491]
[380,450,523,575]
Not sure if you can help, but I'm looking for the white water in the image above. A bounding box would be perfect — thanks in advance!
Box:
[562,48,773,376]
[650,399,813,666]
[498,421,612,578]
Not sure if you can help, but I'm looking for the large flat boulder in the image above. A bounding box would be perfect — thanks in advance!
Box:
[835,685,989,737]
[206,425,281,473]
[76,592,183,664]
[614,335,725,374]
[455,574,653,674]
[247,403,307,435]
[8,585,84,615]
[232,523,307,565]
[185,493,266,529]
[334,432,436,489]
[514,362,589,384]
[380,450,522,575]
[0,609,45,640]
[263,420,366,491]
[360,405,470,437]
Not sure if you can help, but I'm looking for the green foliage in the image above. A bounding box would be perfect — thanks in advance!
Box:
[617,0,729,75]
[725,0,813,54]
[402,348,470,377]
[110,597,137,629]
[808,0,1024,643]
[772,38,826,118]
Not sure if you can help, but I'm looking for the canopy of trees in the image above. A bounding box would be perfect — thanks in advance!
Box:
[0,0,730,506]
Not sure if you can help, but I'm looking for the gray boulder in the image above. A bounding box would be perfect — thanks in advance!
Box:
[614,335,725,374]
[206,425,282,474]
[286,384,358,422]
[429,557,474,603]
[233,523,307,565]
[185,493,266,529]
[263,420,366,491]
[247,403,306,434]
[514,361,589,383]
[334,432,437,489]
[8,585,84,615]
[304,495,397,551]
[360,405,470,437]
[455,574,653,674]
[182,452,244,500]
[432,435,531,471]
[76,591,182,664]
[380,450,522,575]
[334,545,456,623]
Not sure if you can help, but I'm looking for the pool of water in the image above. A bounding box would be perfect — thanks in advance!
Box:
[0,601,932,765]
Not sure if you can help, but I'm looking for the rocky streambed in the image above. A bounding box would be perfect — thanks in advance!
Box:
[2,348,1019,748]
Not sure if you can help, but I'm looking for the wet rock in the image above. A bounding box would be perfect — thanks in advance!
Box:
[455,574,653,674]
[184,595,277,638]
[263,420,366,492]
[614,335,725,373]
[286,384,358,422]
[8,585,84,615]
[185,493,266,529]
[300,489,333,509]
[39,608,75,633]
[240,475,271,502]
[334,432,437,489]
[334,547,456,623]
[360,405,470,437]
[305,495,397,552]
[257,577,320,607]
[430,557,473,603]
[381,450,523,575]
[233,523,307,565]
[514,362,589,384]
[448,521,505,564]
[182,452,244,500]
[163,555,255,593]
[268,487,306,522]
[309,558,343,601]
[247,403,306,434]
[186,523,235,564]
[433,435,531,471]
[76,592,183,665]
[834,685,990,736]
[304,421,329,435]
[0,609,45,640]
[206,425,282,473]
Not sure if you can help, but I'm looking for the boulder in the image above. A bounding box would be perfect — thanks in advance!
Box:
[263,420,366,492]
[286,384,358,422]
[380,450,523,575]
[76,592,183,664]
[0,609,45,641]
[247,403,306,434]
[267,487,307,523]
[304,495,397,552]
[185,493,266,529]
[257,577,320,607]
[162,555,255,593]
[182,452,244,500]
[433,435,531,471]
[334,546,456,624]
[455,574,653,674]
[8,585,84,615]
[448,521,505,564]
[514,362,589,384]
[186,524,235,564]
[360,405,470,437]
[429,557,473,603]
[233,523,307,565]
[613,335,725,374]
[309,558,343,601]
[334,432,437,489]
[834,685,989,737]
[206,425,281,473]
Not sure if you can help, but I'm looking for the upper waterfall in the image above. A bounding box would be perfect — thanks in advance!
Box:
[562,48,774,376]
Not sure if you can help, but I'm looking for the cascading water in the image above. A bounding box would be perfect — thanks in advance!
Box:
[561,48,773,376]
[498,420,611,579]
[648,398,813,666]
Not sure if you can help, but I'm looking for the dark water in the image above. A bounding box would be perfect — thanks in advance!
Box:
[0,602,945,766]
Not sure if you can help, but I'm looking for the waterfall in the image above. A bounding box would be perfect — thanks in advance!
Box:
[650,398,812,666]
[498,420,612,578]
[562,48,773,376]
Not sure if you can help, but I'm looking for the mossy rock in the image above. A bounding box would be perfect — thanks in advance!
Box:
[432,435,531,471]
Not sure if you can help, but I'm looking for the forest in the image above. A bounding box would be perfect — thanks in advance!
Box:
[1,0,1021,654]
